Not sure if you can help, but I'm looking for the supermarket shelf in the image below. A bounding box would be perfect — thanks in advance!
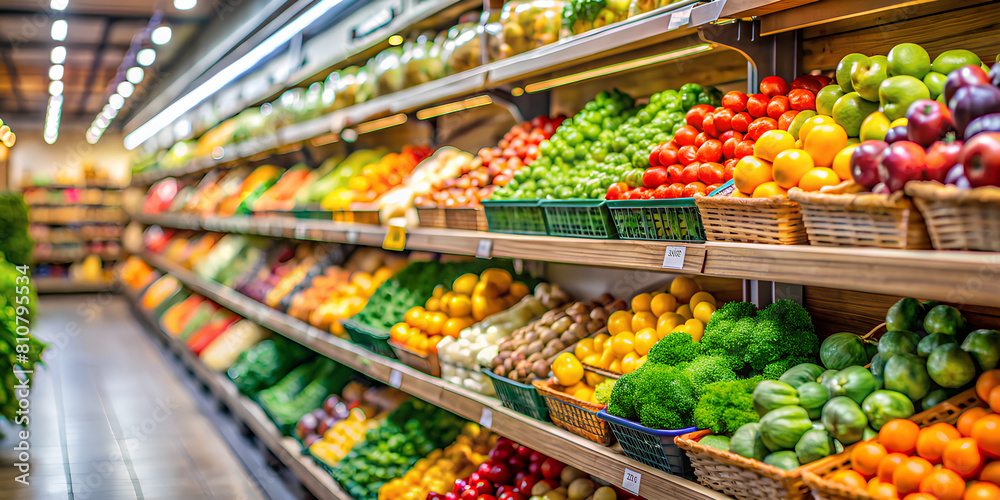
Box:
[126,293,351,500]
[26,203,123,208]
[132,211,1000,307]
[33,277,118,294]
[134,248,729,500]
[23,185,125,190]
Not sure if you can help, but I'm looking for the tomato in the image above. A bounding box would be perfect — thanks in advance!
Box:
[698,162,726,184]
[694,132,710,148]
[667,183,685,198]
[478,496,498,500]
[702,113,719,138]
[720,130,742,143]
[788,89,816,111]
[778,110,799,131]
[516,476,537,493]
[735,139,756,158]
[461,488,479,500]
[648,145,663,167]
[681,164,700,184]
[696,139,723,163]
[722,132,743,159]
[677,145,698,165]
[488,463,513,484]
[760,75,790,97]
[674,125,699,147]
[748,117,779,141]
[540,458,564,480]
[731,111,753,133]
[723,158,738,181]
[767,96,790,120]
[657,142,678,166]
[642,166,670,188]
[683,182,708,197]
[652,184,671,199]
[791,75,824,94]
[686,104,716,131]
[666,164,684,183]
[705,183,723,194]
[475,480,495,495]
[606,182,629,200]
[508,454,529,471]
[713,108,734,133]
[722,91,749,113]
[747,93,770,118]
[498,493,524,500]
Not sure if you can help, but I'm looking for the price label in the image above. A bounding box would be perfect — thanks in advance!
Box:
[622,468,641,495]
[667,6,693,29]
[347,230,360,244]
[479,407,493,429]
[294,225,307,240]
[388,369,403,388]
[476,239,493,259]
[662,245,687,269]
[383,225,407,251]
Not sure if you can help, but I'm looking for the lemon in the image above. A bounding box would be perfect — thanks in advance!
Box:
[585,372,605,387]
[650,293,679,317]
[669,276,701,303]
[592,333,609,351]
[689,291,717,309]
[631,293,653,312]
[631,311,657,332]
[656,313,686,338]
[575,338,595,359]
[621,352,640,374]
[693,302,716,325]
[685,318,705,341]
[612,332,636,357]
[676,304,693,320]
[452,273,478,295]
[607,310,633,335]
[634,328,657,356]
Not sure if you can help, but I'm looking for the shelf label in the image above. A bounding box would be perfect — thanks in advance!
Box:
[294,225,307,240]
[479,407,493,429]
[383,225,406,251]
[667,6,693,30]
[622,468,641,495]
[347,230,360,244]
[476,239,493,259]
[388,369,402,388]
[662,246,687,269]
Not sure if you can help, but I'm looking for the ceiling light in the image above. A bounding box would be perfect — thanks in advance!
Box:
[48,65,64,80]
[50,46,66,64]
[126,67,144,84]
[96,115,108,127]
[117,81,134,98]
[124,0,347,150]
[51,0,68,10]
[109,93,125,110]
[49,80,63,96]
[137,48,156,66]
[174,0,197,10]
[51,20,67,41]
[151,26,172,45]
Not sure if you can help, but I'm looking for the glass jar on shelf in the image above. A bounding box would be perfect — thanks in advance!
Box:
[371,47,406,96]
[402,32,447,87]
[440,13,484,76]
[489,0,563,60]
[561,0,630,37]
[322,66,376,113]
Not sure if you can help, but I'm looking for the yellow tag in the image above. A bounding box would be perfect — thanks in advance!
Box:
[383,225,406,251]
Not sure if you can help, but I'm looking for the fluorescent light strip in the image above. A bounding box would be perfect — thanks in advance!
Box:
[355,113,407,134]
[124,0,346,150]
[416,96,492,120]
[524,44,713,93]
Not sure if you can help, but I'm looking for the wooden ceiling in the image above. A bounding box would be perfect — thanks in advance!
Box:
[0,0,219,122]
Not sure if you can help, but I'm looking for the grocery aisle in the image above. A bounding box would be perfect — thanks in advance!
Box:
[0,295,266,500]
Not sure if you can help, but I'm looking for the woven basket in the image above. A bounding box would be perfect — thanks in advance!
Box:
[533,379,615,446]
[444,207,489,231]
[417,206,446,228]
[788,185,931,249]
[905,181,1000,251]
[801,388,983,500]
[695,195,808,244]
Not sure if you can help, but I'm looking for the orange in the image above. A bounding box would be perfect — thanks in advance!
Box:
[894,457,935,495]
[631,311,657,332]
[609,358,622,373]
[879,453,910,483]
[608,310,633,335]
[404,306,424,328]
[693,302,716,325]
[881,419,921,455]
[917,423,962,464]
[656,313,686,339]
[443,316,473,338]
[390,322,410,343]
[425,312,446,335]
[853,441,889,477]
[448,295,472,318]
[832,145,858,180]
[612,332,636,357]
[754,130,797,162]
[633,355,647,372]
[425,296,441,312]
[509,281,529,300]
[669,277,701,303]
[798,115,838,144]
[971,414,1000,459]
[830,470,868,490]
[903,494,939,500]
[480,268,512,293]
[977,370,1000,402]
[958,408,991,437]
[942,437,983,479]
[633,328,657,356]
[798,167,842,192]
[990,386,1000,413]
[592,333,609,352]
[631,293,653,313]
[869,478,900,500]
[964,482,1000,500]
[650,293,679,317]
[597,345,616,370]
[978,461,1000,485]
[804,122,849,167]
[734,156,774,195]
[688,291,716,309]
[621,352,640,374]
[752,181,788,198]
[684,318,706,342]
[575,338,596,359]
[772,148,816,189]
[452,273,478,295]
[919,468,966,500]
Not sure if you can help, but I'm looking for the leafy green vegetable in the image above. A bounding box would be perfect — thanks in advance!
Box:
[693,376,763,436]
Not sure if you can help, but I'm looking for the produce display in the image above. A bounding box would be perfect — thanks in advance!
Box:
[378,423,494,499]
[490,0,563,60]
[320,146,432,210]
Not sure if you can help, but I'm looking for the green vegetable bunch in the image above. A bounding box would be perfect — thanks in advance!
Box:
[228,337,314,395]
[693,376,763,436]
[700,299,820,375]
[0,193,32,266]
[0,257,45,431]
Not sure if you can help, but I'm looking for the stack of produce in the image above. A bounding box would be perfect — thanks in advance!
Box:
[378,423,494,499]
[256,358,354,433]
[217,164,283,216]
[375,147,479,222]
[253,163,312,211]
[320,145,432,210]
[299,150,385,206]
[227,337,315,396]
[198,320,270,371]
[295,382,408,462]
[118,256,158,290]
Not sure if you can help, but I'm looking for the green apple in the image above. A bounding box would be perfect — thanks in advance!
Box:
[851,55,889,102]
[983,63,992,73]
[816,85,845,116]
[878,75,930,121]
[788,110,817,140]
[837,53,869,93]
[859,111,891,142]
[833,92,880,137]
[937,93,946,104]
[931,49,982,75]
[888,43,930,79]
[923,71,947,100]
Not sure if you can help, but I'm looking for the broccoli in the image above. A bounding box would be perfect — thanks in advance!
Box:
[634,364,697,429]
[606,369,640,420]
[693,376,763,436]
[594,379,615,405]
[743,300,819,370]
[639,404,685,430]
[682,356,739,396]
[761,356,813,380]
[647,332,700,366]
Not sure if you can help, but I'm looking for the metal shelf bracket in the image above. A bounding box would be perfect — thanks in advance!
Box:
[699,19,801,93]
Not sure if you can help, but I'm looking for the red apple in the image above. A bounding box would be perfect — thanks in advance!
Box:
[906,99,954,147]
[294,413,318,439]
[960,132,1000,187]
[878,141,928,192]
[944,65,990,104]
[885,125,909,144]
[925,140,963,183]
[945,164,971,188]
[851,140,889,190]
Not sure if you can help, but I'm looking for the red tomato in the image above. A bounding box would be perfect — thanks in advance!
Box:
[706,183,723,194]
[498,492,525,500]
[516,476,537,494]
[722,134,741,159]
[787,89,816,111]
[606,182,629,200]
[735,139,756,158]
[720,130,742,144]
[723,159,737,181]
[677,145,698,165]
[667,183,685,198]
[642,166,670,188]
[652,184,671,199]
[722,91,749,113]
[683,182,708,197]
[746,93,770,118]
[813,75,832,87]
[790,75,824,94]
[702,113,719,138]
[539,458,564,480]
[478,496,498,500]
[674,125,699,147]
[666,164,684,184]
[648,145,663,167]
[747,117,779,141]
[461,489,479,500]
[685,104,715,131]
[713,108,734,133]
[475,480,495,495]
[657,143,678,166]
[767,96,790,120]
[698,162,725,184]
[696,139,723,163]
[760,75,790,97]
[694,132,710,148]
[731,112,753,133]
[778,110,799,131]
[681,164,700,184]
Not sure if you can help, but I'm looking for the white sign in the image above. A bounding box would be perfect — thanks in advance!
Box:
[662,246,687,269]
[294,226,306,240]
[476,239,493,259]
[479,407,493,429]
[389,369,402,389]
[622,468,641,495]
[667,6,693,30]
[347,230,360,244]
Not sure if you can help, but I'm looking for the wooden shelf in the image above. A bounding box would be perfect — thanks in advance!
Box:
[126,291,352,500]
[132,211,1000,307]
[134,248,729,500]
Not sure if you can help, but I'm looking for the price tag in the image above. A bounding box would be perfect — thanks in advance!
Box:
[622,468,641,495]
[476,239,493,259]
[347,230,360,244]
[662,245,687,269]
[479,407,493,429]
[295,225,307,240]
[667,6,693,29]
[388,369,403,388]
[383,225,407,251]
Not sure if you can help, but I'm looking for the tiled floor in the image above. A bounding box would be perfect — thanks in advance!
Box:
[0,295,267,500]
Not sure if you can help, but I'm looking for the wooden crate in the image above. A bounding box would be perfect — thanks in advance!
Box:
[905,182,1000,251]
[695,195,808,245]
[444,207,488,231]
[417,206,446,228]
[788,186,930,249]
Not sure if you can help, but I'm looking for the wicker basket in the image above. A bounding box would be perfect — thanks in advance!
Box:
[532,379,614,446]
[801,388,983,500]
[444,207,489,231]
[417,206,446,228]
[695,194,808,244]
[905,181,1000,251]
[389,340,440,377]
[788,186,931,249]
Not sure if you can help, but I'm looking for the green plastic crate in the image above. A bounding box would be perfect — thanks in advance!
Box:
[340,319,396,359]
[606,199,706,241]
[481,199,547,235]
[541,200,618,239]
[482,369,549,421]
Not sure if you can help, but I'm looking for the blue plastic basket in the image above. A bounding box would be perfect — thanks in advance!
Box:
[597,410,697,479]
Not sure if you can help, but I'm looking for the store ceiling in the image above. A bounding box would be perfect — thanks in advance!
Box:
[0,0,219,122]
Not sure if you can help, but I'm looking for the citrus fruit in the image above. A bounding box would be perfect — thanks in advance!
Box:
[425,296,441,311]
[684,318,705,341]
[832,145,858,180]
[879,453,909,482]
[798,167,842,191]
[830,469,867,490]
[592,333,609,351]
[870,480,899,499]
[964,482,1000,500]
[881,419,920,455]
[918,468,966,500]
[971,414,1000,458]
[634,328,657,356]
[772,148,816,189]
[509,281,529,300]
[990,385,1000,413]
[693,301,716,324]
[656,313,686,338]
[480,268,512,292]
[622,352,640,374]
[631,311,657,332]
[958,407,990,437]
[676,304,693,320]
[452,273,478,295]
[426,312,446,335]
[633,355,647,372]
[553,353,584,386]
[585,371,605,387]
[942,437,983,479]
[977,370,1000,402]
[979,460,1000,485]
[609,358,622,373]
[734,155,774,195]
[612,332,636,357]
[575,338,596,359]
[852,440,888,477]
[405,306,424,327]
[688,291,717,309]
[650,293,679,317]
[631,293,653,313]
[916,423,961,463]
[903,494,938,500]
[390,323,410,343]
[608,310,633,335]
[893,456,935,495]
[669,276,701,303]
[752,181,788,198]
